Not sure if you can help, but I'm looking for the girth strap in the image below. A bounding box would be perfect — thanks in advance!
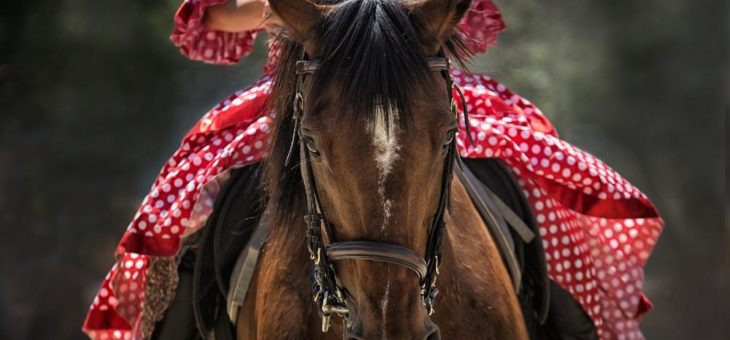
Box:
[326,241,428,281]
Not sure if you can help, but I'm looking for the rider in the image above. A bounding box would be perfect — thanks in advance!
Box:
[82,1,664,339]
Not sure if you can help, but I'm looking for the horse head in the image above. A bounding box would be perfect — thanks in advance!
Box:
[266,0,472,338]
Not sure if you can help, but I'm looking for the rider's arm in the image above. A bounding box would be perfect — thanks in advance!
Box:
[205,0,267,33]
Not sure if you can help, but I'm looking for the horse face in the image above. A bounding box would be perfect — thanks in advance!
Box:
[301,91,454,338]
[270,0,471,338]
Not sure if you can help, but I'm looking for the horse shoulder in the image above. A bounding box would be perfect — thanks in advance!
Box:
[434,176,528,339]
[237,221,343,339]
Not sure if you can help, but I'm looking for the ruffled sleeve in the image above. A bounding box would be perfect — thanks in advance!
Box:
[170,0,260,65]
[458,0,507,54]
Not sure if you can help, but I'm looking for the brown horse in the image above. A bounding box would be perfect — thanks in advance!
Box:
[237,0,527,338]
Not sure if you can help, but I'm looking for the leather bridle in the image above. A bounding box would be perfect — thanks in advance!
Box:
[285,52,471,332]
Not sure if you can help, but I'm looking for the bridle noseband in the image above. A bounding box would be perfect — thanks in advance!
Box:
[286,53,471,332]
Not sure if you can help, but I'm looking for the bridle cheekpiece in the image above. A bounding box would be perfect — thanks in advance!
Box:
[285,52,472,333]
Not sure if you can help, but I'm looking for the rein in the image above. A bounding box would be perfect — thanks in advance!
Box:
[286,53,471,332]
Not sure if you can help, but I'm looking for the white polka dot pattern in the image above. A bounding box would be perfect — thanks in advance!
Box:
[170,0,504,67]
[83,1,663,339]
[452,71,663,339]
[170,0,259,65]
[83,76,274,338]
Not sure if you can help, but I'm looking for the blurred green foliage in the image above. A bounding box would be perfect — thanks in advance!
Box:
[0,1,726,339]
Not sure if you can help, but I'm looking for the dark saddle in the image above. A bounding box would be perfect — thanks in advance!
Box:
[151,160,597,340]
[461,159,598,340]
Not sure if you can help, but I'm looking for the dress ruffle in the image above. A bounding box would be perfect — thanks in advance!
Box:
[170,0,506,65]
[82,78,273,339]
[458,0,507,54]
[453,70,662,339]
[170,0,260,65]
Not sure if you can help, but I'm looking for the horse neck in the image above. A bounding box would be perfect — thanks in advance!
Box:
[430,175,528,338]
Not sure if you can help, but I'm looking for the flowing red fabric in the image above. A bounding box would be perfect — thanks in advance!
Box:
[83,1,663,339]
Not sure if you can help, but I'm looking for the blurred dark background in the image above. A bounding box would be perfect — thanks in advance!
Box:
[0,0,726,339]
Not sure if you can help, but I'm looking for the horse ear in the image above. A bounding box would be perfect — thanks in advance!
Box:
[268,0,330,55]
[407,0,472,54]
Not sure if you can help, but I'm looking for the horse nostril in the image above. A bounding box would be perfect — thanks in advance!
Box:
[426,328,441,340]
[424,322,441,340]
[344,326,365,340]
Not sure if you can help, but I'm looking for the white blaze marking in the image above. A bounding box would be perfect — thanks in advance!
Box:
[382,199,393,232]
[373,107,396,339]
[381,278,391,338]
[372,105,400,232]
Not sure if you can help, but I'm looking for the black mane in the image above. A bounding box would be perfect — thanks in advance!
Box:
[312,0,432,129]
[264,0,470,226]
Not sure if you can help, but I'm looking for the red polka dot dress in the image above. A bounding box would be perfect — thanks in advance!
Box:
[82,1,663,339]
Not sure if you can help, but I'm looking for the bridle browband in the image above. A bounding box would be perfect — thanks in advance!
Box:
[286,52,472,332]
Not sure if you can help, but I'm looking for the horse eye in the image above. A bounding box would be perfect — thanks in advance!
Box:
[305,140,320,156]
[444,129,457,147]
